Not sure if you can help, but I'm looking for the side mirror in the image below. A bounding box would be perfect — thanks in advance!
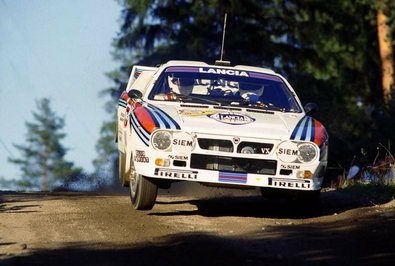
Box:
[127,89,143,99]
[304,102,319,116]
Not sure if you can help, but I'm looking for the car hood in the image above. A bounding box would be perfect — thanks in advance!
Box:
[157,104,303,140]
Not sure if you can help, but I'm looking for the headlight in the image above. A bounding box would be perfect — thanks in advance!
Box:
[151,130,172,151]
[297,143,317,163]
[276,141,318,163]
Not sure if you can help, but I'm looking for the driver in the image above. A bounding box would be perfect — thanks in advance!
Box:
[168,76,194,96]
[239,83,264,105]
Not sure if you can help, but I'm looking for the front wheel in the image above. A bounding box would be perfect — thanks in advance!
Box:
[118,152,129,187]
[130,171,158,210]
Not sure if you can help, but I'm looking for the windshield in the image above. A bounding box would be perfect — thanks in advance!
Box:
[148,66,302,112]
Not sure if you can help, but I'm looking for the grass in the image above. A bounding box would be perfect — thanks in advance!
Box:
[337,182,395,204]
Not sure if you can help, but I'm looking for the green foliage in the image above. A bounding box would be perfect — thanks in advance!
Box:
[9,98,83,191]
[339,182,395,203]
[96,0,395,183]
[93,119,117,169]
[0,176,16,190]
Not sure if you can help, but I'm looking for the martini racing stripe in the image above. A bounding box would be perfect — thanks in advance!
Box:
[146,103,181,130]
[118,98,127,108]
[134,67,145,79]
[119,90,180,131]
[133,103,158,133]
[219,171,247,184]
[165,66,198,73]
[291,116,315,142]
[249,72,282,81]
[313,119,328,146]
[129,102,181,146]
[304,116,313,141]
[130,112,150,146]
[144,105,168,129]
[290,116,328,147]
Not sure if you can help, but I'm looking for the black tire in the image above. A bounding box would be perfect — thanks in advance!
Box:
[129,171,158,210]
[118,152,129,187]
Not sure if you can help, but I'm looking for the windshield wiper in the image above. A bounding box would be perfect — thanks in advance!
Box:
[263,103,286,112]
[244,102,286,112]
[175,93,222,106]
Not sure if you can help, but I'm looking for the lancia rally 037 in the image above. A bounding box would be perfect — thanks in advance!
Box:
[117,60,328,210]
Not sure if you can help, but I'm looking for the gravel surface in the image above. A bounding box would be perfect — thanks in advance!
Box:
[1,184,395,266]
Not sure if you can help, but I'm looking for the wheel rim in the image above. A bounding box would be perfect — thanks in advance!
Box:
[129,152,138,197]
[130,171,140,199]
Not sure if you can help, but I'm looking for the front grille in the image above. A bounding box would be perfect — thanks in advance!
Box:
[197,138,274,155]
[237,142,274,154]
[190,154,277,175]
[198,138,234,152]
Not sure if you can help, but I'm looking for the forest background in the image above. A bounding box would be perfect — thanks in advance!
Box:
[2,0,395,190]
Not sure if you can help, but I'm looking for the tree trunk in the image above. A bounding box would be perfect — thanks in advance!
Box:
[377,7,394,104]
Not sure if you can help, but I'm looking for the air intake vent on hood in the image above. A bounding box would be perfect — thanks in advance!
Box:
[180,104,209,109]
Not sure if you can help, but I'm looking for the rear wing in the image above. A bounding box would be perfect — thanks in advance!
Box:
[126,65,158,92]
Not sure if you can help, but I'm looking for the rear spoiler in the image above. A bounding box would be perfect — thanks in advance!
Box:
[126,65,158,91]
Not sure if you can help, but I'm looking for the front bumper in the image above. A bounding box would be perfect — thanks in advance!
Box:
[133,134,327,191]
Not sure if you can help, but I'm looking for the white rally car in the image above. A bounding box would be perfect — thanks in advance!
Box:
[117,60,328,210]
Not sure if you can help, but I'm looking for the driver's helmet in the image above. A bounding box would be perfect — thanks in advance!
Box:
[239,82,264,98]
[168,76,194,95]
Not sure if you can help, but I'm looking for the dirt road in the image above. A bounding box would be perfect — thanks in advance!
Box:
[1,184,395,266]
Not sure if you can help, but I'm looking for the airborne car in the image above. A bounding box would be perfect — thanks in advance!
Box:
[117,60,328,210]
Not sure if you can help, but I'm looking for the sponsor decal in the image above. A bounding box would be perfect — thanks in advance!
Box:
[120,112,128,127]
[172,132,195,153]
[232,137,240,145]
[218,171,247,184]
[172,139,193,146]
[268,177,311,189]
[280,164,301,170]
[134,150,149,163]
[278,148,299,156]
[165,66,198,73]
[179,109,216,117]
[276,141,299,163]
[261,147,271,155]
[168,155,189,160]
[154,168,198,180]
[199,67,249,77]
[209,112,255,125]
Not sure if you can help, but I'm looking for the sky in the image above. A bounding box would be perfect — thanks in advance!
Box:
[0,0,122,183]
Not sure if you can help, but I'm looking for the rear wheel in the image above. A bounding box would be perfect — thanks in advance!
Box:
[129,169,158,210]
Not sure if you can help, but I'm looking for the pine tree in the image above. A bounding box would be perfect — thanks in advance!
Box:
[97,0,395,176]
[9,98,83,191]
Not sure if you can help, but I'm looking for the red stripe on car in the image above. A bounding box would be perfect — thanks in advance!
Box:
[133,103,156,133]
